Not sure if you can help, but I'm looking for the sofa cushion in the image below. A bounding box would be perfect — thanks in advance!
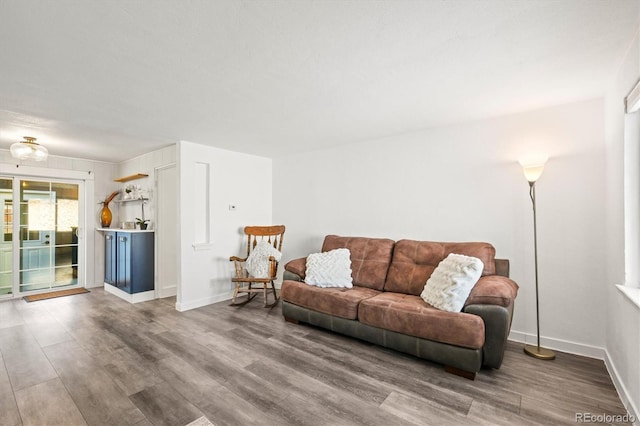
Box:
[281,280,381,320]
[421,253,484,312]
[304,249,353,288]
[358,292,485,349]
[384,240,496,296]
[322,235,395,291]
[464,275,519,308]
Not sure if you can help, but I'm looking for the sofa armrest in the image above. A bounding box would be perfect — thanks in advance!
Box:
[465,275,518,308]
[463,275,518,369]
[284,257,307,281]
[464,303,514,369]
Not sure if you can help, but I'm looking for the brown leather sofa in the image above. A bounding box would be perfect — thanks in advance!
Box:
[280,235,519,379]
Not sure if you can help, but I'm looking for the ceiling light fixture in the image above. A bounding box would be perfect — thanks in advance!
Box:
[10,136,48,161]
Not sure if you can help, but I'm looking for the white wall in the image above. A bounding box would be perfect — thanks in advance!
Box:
[115,144,176,228]
[274,98,607,357]
[604,25,640,421]
[177,141,272,311]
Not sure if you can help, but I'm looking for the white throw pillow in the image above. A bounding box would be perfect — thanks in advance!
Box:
[304,248,353,288]
[420,253,484,312]
[245,240,282,278]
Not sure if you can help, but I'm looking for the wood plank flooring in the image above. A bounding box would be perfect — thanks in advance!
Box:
[0,288,630,425]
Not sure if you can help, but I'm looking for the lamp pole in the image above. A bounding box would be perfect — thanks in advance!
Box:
[523,171,555,360]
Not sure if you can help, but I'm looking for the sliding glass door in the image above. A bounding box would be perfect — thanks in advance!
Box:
[0,177,82,296]
[0,179,13,295]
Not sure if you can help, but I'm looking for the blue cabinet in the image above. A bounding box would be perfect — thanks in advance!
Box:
[104,231,117,285]
[104,231,154,294]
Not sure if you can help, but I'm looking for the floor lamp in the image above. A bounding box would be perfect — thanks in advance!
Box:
[519,158,555,360]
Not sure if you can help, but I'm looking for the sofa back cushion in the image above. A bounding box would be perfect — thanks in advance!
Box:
[322,235,395,291]
[384,240,496,296]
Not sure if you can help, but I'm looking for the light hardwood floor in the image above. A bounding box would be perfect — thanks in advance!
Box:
[0,288,631,425]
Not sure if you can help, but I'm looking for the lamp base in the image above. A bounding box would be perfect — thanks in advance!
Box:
[524,344,556,360]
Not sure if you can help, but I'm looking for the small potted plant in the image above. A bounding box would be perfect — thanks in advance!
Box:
[135,218,150,230]
[123,185,133,200]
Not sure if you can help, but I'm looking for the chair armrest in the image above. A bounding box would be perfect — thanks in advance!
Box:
[284,257,307,281]
[267,256,279,278]
[229,256,247,278]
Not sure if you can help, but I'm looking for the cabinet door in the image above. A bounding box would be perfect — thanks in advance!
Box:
[130,232,154,293]
[104,232,116,285]
[116,233,131,293]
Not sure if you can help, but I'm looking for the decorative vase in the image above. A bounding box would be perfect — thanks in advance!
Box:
[140,223,148,230]
[100,205,112,228]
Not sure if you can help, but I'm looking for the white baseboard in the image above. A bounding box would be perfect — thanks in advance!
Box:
[508,330,605,360]
[157,285,177,299]
[604,350,639,426]
[103,284,155,304]
[175,291,233,312]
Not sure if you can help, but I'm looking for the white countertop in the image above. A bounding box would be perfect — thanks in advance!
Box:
[96,228,155,233]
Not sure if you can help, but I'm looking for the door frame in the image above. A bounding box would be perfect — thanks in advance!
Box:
[0,164,94,299]
[155,163,178,299]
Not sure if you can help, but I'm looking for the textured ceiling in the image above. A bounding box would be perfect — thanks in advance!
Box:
[0,0,638,162]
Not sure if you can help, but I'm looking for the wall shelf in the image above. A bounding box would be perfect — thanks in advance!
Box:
[114,197,149,203]
[114,173,148,183]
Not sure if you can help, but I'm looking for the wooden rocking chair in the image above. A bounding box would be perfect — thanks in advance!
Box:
[229,225,285,307]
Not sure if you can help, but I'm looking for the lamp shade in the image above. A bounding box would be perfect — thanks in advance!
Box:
[10,137,48,161]
[518,157,547,183]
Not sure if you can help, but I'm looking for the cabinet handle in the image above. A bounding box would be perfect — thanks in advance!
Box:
[106,236,111,240]
[120,237,127,242]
